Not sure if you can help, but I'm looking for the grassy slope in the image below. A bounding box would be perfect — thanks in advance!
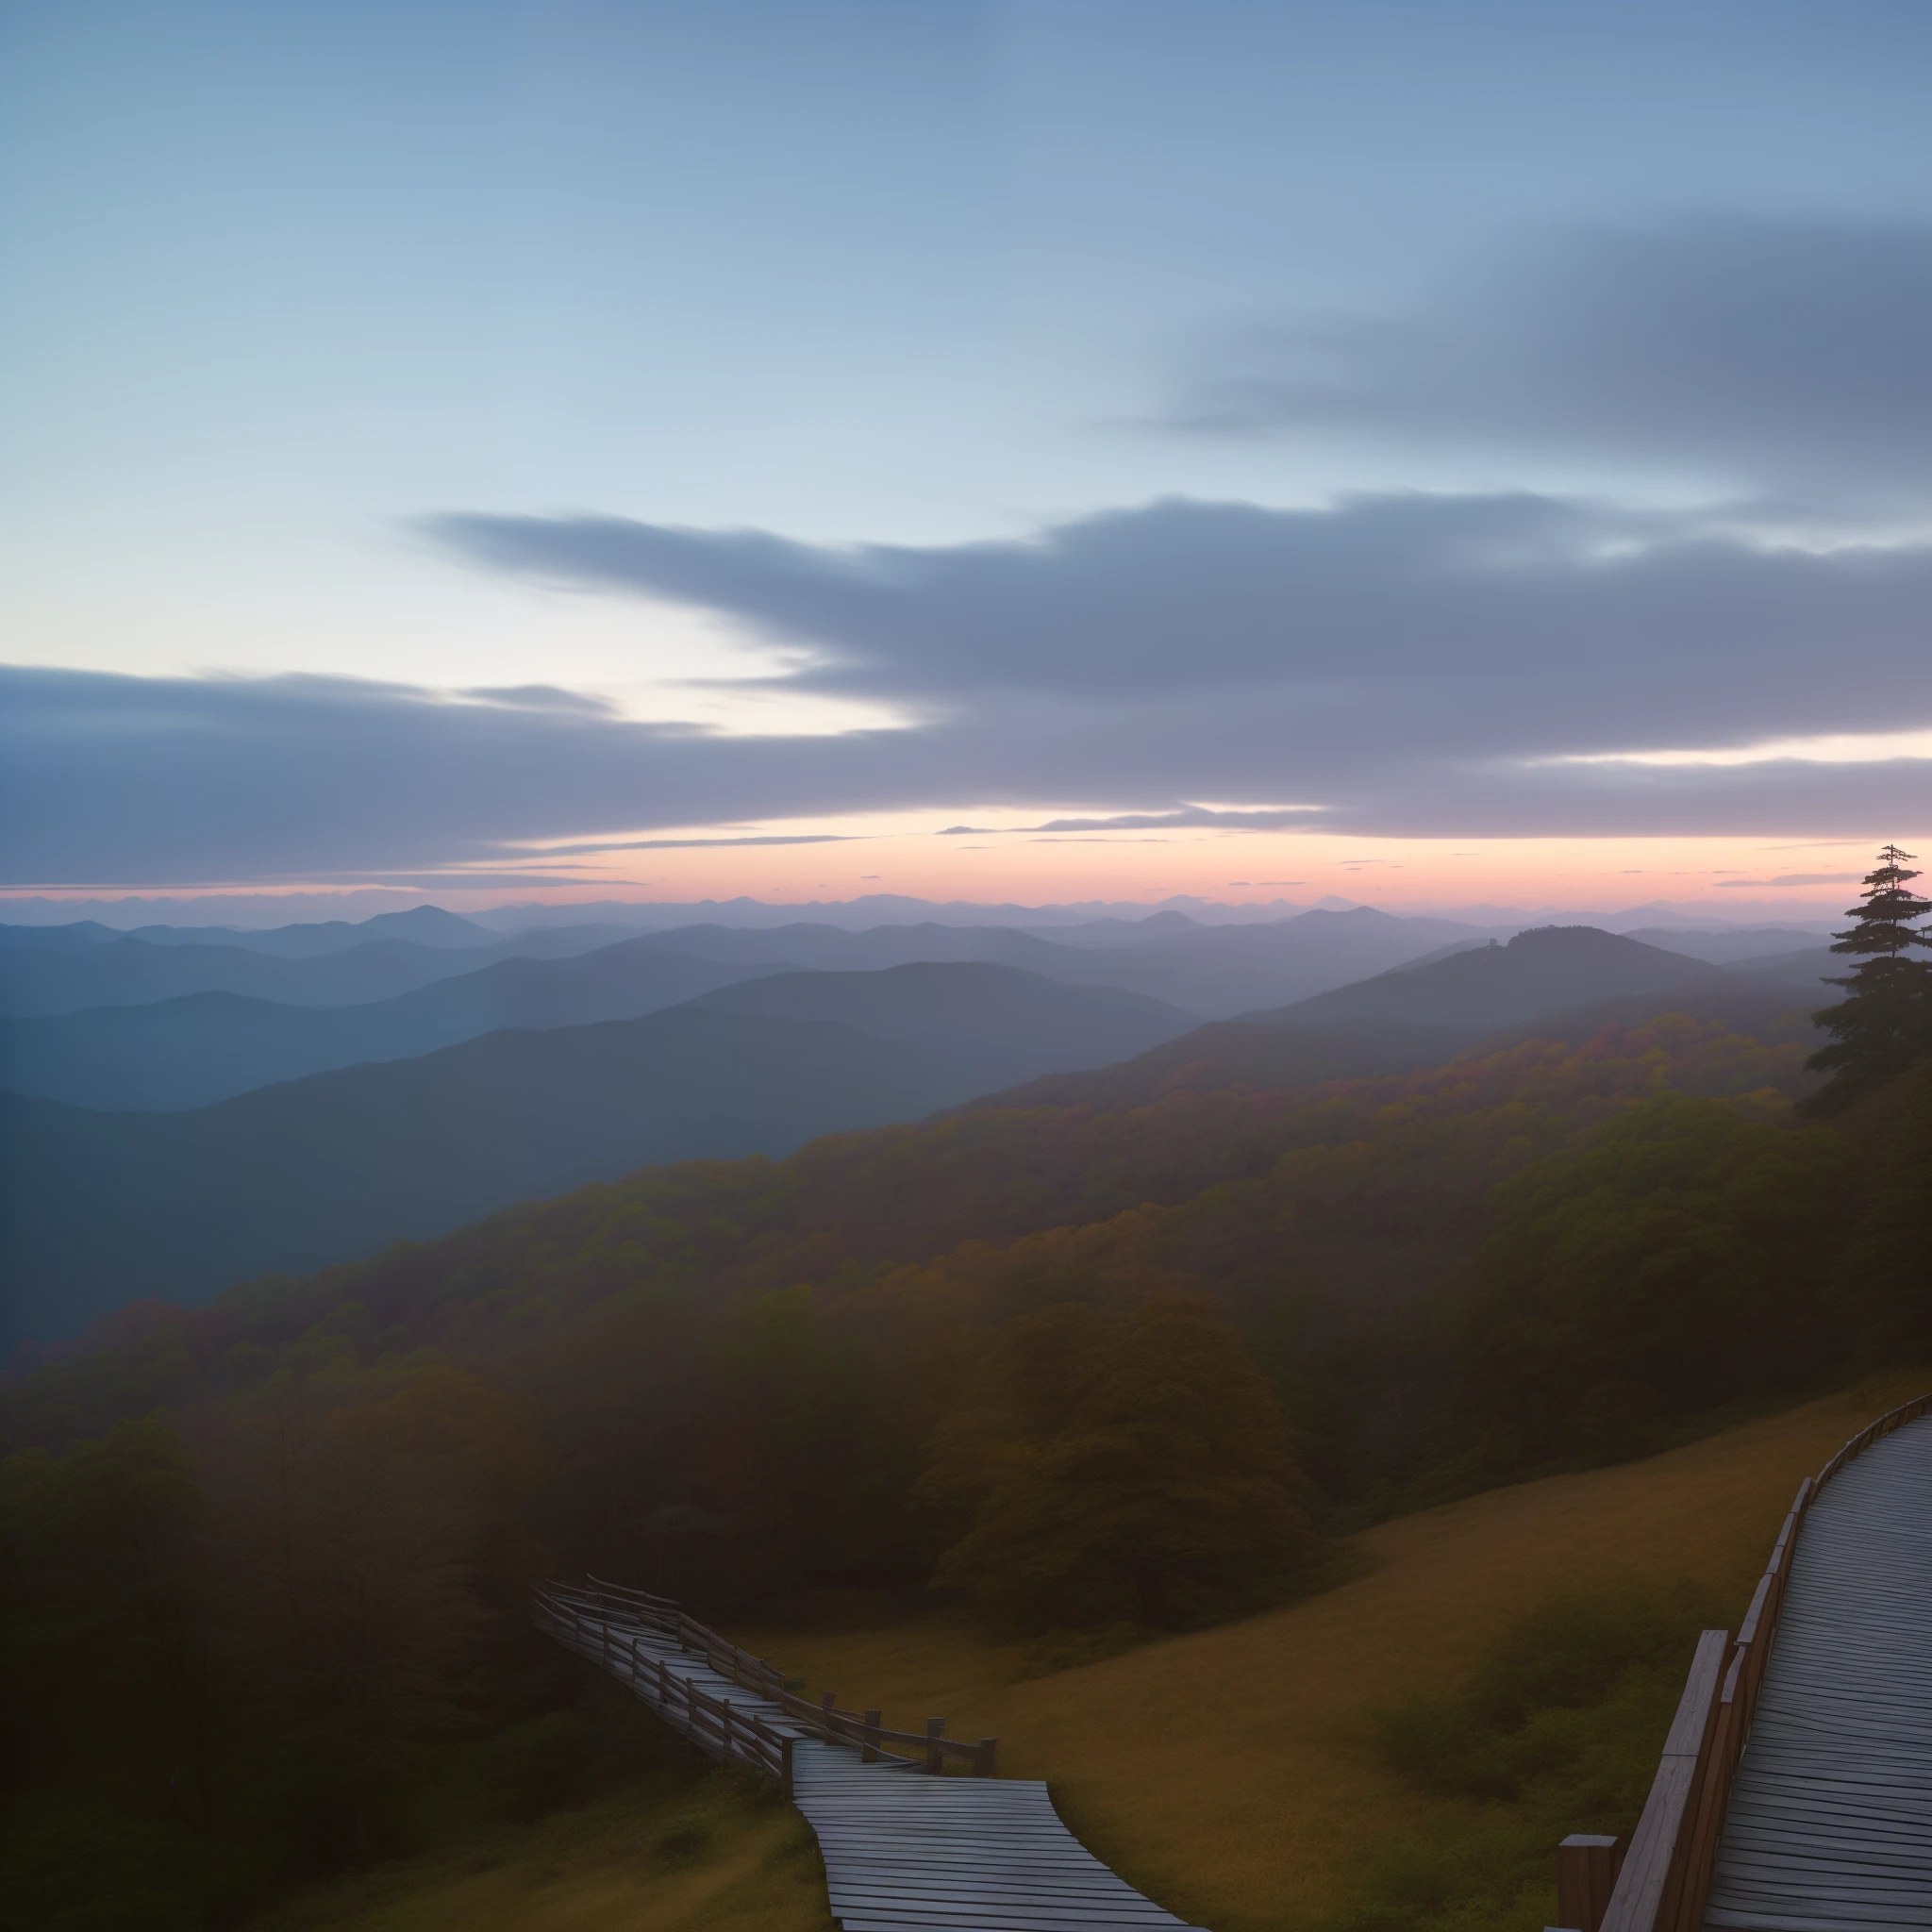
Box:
[736,1373,1930,1932]
[245,1773,833,1932]
[258,1374,1927,1932]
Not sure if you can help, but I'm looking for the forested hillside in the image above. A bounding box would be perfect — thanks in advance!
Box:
[7,999,1928,1927]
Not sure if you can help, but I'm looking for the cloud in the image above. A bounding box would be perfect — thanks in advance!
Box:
[426,492,1932,752]
[1162,217,1932,501]
[15,485,1932,884]
[427,491,1932,770]
[1030,808,1325,833]
[939,807,1324,835]
[458,684,619,713]
[515,834,853,857]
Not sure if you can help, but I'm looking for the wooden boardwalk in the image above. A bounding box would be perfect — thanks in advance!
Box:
[1569,1395,1932,1932]
[1703,1411,1932,1932]
[793,1742,1199,1932]
[537,1580,1203,1932]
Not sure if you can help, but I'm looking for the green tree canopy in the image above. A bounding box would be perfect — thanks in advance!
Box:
[1458,1093,1857,1462]
[1830,1062,1932,1361]
[1807,843,1932,1111]
[923,1294,1314,1634]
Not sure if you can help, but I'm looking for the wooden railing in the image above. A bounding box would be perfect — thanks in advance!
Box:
[1553,1391,1932,1932]
[535,1575,998,1793]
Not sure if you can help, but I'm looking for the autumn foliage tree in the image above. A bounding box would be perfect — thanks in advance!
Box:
[922,1295,1314,1634]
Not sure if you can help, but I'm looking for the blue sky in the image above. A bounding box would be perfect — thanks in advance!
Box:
[5,2,1931,909]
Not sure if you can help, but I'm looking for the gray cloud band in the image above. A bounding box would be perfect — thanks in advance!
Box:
[8,484,1932,885]
[1161,216,1932,503]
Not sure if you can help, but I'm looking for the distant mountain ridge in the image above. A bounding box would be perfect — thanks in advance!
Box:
[1256,925,1722,1029]
[0,924,638,1018]
[0,943,785,1110]
[625,908,1500,1018]
[0,964,1196,1340]
[691,962,1192,1094]
[982,936,1836,1115]
[0,1008,963,1345]
[119,904,502,955]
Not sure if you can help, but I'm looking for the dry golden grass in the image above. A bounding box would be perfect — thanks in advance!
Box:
[267,1374,1927,1932]
[732,1373,1932,1932]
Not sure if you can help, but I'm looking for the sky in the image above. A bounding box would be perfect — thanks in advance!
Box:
[5,0,1931,920]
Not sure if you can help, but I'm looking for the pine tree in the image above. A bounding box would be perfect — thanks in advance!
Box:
[1807,844,1932,1112]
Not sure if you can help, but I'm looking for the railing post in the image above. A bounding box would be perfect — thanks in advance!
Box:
[924,1717,946,1774]
[821,1690,837,1744]
[1598,1629,1728,1932]
[780,1732,795,1802]
[861,1709,882,1764]
[1557,1834,1623,1932]
[975,1737,997,1778]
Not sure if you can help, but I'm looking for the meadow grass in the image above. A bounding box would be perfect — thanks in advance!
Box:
[243,1766,833,1932]
[732,1372,1930,1932]
[259,1371,1927,1931]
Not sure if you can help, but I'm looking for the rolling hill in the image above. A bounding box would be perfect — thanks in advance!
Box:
[690,962,1193,1094]
[1618,924,1831,964]
[0,964,1196,1339]
[990,937,1833,1114]
[635,908,1497,1018]
[223,1377,1930,1932]
[0,924,634,1018]
[117,904,503,954]
[0,944,785,1110]
[976,1016,1483,1111]
[0,1008,963,1343]
[1258,924,1719,1029]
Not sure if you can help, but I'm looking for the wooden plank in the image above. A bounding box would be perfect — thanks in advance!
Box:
[1706,1415,1932,1931]
[538,1590,1194,1932]
[1598,1630,1728,1932]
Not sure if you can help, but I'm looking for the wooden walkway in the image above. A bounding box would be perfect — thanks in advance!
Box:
[793,1742,1199,1932]
[1703,1411,1932,1932]
[537,1580,1203,1932]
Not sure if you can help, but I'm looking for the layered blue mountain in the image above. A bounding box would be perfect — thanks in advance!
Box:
[688,962,1191,1095]
[114,904,505,955]
[1254,925,1724,1029]
[983,926,1832,1113]
[1616,925,1830,964]
[0,902,1497,1024]
[0,944,785,1110]
[0,923,632,1017]
[627,905,1492,1017]
[0,964,1191,1342]
[0,1009,958,1345]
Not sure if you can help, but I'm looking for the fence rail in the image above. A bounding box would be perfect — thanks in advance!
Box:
[534,1577,998,1791]
[1557,1391,1932,1932]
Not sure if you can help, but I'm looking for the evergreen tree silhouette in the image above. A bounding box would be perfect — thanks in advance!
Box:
[1807,845,1932,1111]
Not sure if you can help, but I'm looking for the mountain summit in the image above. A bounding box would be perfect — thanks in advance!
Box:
[1256,925,1718,1030]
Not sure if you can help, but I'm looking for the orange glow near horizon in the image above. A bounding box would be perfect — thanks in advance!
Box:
[6,817,1917,921]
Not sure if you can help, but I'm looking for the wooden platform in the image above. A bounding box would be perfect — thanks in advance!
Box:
[1704,1413,1932,1932]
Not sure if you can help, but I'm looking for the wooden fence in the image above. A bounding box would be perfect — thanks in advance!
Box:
[535,1575,998,1793]
[1553,1391,1932,1932]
